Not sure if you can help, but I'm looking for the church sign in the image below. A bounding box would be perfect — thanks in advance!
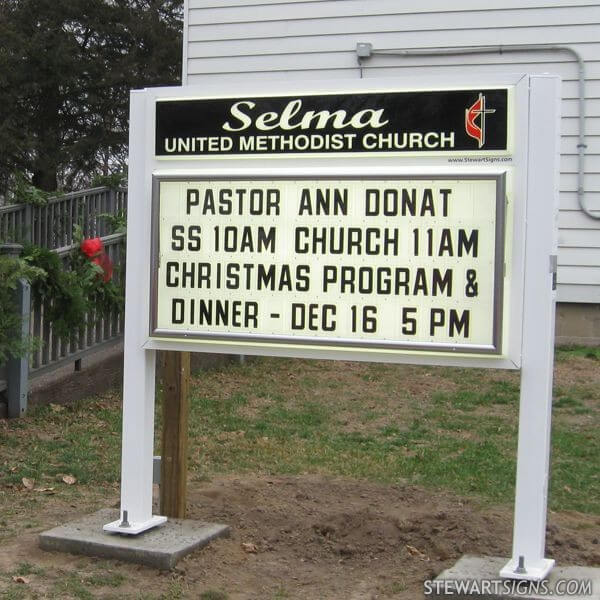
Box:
[108,76,562,586]
[155,89,510,157]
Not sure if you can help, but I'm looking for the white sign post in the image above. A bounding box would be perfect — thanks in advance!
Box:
[499,75,561,581]
[104,74,560,582]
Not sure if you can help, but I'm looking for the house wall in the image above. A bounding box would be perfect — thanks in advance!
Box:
[183,0,600,311]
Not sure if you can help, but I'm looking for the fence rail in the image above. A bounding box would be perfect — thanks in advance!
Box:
[0,187,126,249]
[0,187,128,415]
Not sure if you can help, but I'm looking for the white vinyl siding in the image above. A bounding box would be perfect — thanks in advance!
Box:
[184,0,600,303]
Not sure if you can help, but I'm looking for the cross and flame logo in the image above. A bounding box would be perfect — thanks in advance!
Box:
[465,93,496,148]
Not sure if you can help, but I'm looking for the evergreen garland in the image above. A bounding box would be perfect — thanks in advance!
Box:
[0,254,44,362]
[22,236,124,341]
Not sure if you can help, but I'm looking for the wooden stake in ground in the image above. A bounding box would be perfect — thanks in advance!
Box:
[160,351,190,518]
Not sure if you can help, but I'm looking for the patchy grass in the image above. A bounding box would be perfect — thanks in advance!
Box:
[0,395,122,544]
[52,571,96,600]
[1,588,28,600]
[83,571,126,588]
[0,397,120,489]
[186,347,600,513]
[0,347,598,554]
[556,345,600,361]
[0,347,597,597]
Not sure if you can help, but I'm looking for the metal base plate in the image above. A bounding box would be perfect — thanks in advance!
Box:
[103,515,167,535]
[500,557,555,582]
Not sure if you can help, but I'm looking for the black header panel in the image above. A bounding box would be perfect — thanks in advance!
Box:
[155,88,509,157]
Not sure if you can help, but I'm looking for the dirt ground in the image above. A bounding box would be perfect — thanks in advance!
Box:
[2,474,599,599]
[1,351,598,598]
[184,474,600,599]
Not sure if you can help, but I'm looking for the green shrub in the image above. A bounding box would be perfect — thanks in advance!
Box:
[0,253,44,362]
[91,172,126,190]
[12,172,50,206]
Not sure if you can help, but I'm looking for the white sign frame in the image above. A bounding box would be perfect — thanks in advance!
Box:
[104,74,560,583]
[144,166,521,369]
[149,172,507,355]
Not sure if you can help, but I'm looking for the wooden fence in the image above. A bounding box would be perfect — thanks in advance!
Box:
[0,186,126,249]
[0,187,127,413]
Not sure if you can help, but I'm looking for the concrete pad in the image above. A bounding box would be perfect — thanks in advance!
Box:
[428,556,598,599]
[39,508,230,570]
